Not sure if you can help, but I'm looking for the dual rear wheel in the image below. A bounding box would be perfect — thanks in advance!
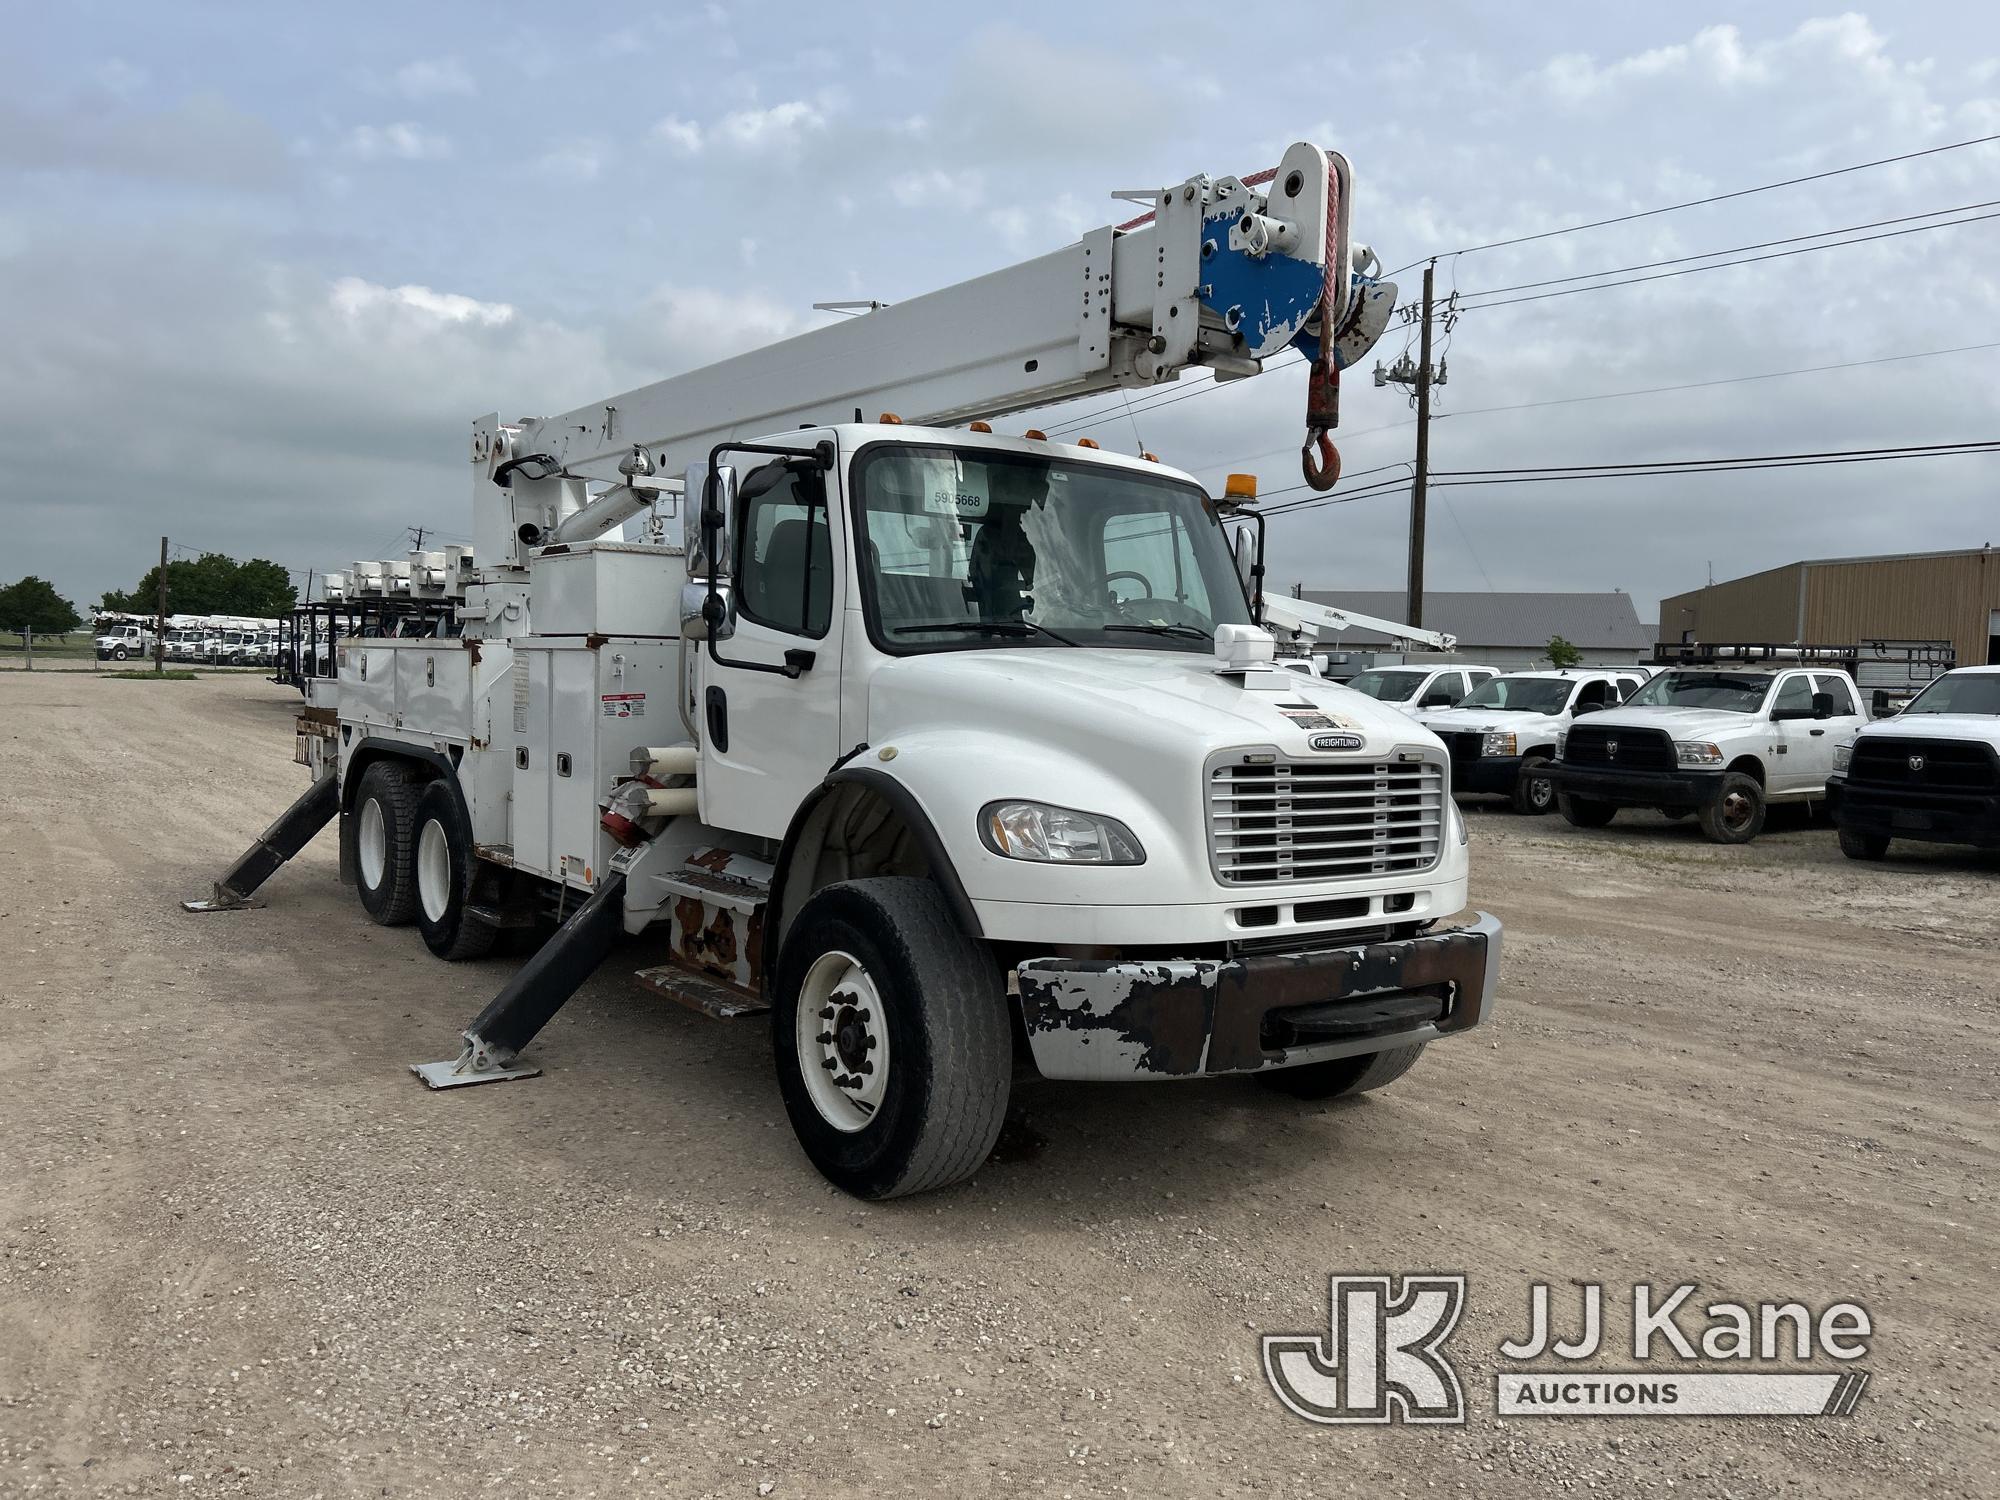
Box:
[350,762,496,960]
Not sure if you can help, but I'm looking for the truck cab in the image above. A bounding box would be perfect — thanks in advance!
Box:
[1827,665,2000,859]
[1344,662,1499,716]
[93,622,152,661]
[1416,668,1629,814]
[1549,664,1865,843]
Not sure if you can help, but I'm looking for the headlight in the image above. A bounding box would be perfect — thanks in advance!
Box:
[1674,740,1724,767]
[1481,731,1516,757]
[1450,798,1468,846]
[1554,731,1568,759]
[980,801,1145,864]
[1833,742,1853,773]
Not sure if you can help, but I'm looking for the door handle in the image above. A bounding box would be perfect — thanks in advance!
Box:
[1809,728,1826,736]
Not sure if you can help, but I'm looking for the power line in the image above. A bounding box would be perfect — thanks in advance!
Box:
[1257,439,2000,520]
[1457,198,2000,301]
[1435,341,2000,420]
[1381,131,2000,276]
[1455,208,2000,313]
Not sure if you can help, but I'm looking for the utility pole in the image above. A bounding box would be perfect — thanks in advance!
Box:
[154,536,169,675]
[1406,262,1435,631]
[409,526,429,550]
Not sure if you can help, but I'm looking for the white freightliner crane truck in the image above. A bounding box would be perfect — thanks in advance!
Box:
[190,142,1502,1199]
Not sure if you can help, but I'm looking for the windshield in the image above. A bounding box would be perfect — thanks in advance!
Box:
[853,445,1250,653]
[1346,670,1428,702]
[1460,676,1574,714]
[1626,670,1770,713]
[1901,672,2000,715]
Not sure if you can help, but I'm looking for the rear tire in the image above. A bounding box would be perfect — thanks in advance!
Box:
[773,878,1009,1200]
[1510,755,1556,815]
[1259,1042,1427,1100]
[1697,773,1766,844]
[1559,794,1617,828]
[412,779,498,960]
[1838,827,1890,861]
[352,762,420,926]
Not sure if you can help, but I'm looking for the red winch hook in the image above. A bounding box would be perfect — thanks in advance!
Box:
[1300,305,1342,492]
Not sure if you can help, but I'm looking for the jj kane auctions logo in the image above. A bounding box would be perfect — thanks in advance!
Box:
[1264,1276,1872,1423]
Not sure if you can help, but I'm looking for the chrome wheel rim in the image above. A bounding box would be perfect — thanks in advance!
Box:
[417,818,451,922]
[796,950,889,1133]
[1721,790,1755,832]
[358,798,387,890]
[1528,775,1553,810]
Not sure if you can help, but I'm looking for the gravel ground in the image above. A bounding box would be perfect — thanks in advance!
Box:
[2,673,1994,1498]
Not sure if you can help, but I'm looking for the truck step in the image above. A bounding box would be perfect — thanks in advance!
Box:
[633,962,770,1020]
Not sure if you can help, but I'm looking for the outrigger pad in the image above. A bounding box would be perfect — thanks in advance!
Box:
[180,890,265,913]
[410,1040,542,1090]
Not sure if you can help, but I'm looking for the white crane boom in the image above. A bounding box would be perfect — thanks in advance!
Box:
[1260,592,1457,653]
[473,142,1399,569]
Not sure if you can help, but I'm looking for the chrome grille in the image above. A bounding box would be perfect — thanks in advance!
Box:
[1209,754,1446,884]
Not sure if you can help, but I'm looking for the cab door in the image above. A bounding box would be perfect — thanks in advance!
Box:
[1767,672,1824,793]
[1803,672,1866,791]
[694,456,847,839]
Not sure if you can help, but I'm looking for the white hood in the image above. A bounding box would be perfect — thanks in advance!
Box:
[1859,713,2000,746]
[1577,706,1757,741]
[1418,705,1563,735]
[867,646,1440,762]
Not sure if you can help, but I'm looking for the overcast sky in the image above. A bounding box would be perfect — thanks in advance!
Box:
[7,2,1999,624]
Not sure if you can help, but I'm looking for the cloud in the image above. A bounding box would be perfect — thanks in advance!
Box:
[391,57,476,99]
[935,26,1159,163]
[652,99,832,160]
[344,122,453,161]
[0,94,291,189]
[328,278,516,328]
[890,169,984,210]
[535,138,608,180]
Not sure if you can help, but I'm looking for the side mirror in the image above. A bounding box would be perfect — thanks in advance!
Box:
[1232,527,1257,600]
[1573,700,1605,716]
[1871,689,1896,718]
[685,462,737,579]
[1811,690,1835,720]
[1422,690,1455,707]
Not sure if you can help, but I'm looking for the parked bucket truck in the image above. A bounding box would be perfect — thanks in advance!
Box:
[191,141,1502,1198]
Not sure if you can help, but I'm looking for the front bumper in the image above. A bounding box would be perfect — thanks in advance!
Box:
[1828,776,2000,848]
[1453,754,1524,796]
[1548,764,1722,807]
[1015,912,1501,1081]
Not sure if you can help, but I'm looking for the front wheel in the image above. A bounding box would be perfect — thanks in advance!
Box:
[1838,827,1890,861]
[1511,755,1556,815]
[1259,1043,1427,1100]
[1559,794,1617,828]
[111,644,130,661]
[1697,773,1766,844]
[773,878,1009,1200]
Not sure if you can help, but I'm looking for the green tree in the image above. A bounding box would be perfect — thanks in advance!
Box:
[1545,634,1583,669]
[0,575,83,637]
[100,553,296,617]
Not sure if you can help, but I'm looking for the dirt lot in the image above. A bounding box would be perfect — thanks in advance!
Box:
[2,673,1994,1498]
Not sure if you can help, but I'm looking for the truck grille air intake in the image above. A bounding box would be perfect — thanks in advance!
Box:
[1563,725,1676,773]
[1209,754,1445,884]
[1849,737,2000,793]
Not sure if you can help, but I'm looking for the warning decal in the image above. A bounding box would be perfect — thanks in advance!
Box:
[601,692,646,719]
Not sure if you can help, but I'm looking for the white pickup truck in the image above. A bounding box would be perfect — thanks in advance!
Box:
[1344,662,1500,716]
[1827,665,2000,859]
[1549,665,1866,843]
[1416,668,1634,814]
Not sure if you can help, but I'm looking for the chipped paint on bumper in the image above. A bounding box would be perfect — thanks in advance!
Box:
[1015,912,1501,1081]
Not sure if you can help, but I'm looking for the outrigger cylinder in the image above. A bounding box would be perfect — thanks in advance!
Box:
[410,874,628,1089]
[181,773,339,912]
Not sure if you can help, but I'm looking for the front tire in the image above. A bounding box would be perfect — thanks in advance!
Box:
[1260,1042,1427,1100]
[773,878,1009,1200]
[1838,827,1890,861]
[1511,755,1556,815]
[412,779,498,960]
[351,762,420,925]
[111,644,130,661]
[1697,773,1766,844]
[1559,794,1617,828]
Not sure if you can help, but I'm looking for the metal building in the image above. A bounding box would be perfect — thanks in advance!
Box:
[1659,546,2000,667]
